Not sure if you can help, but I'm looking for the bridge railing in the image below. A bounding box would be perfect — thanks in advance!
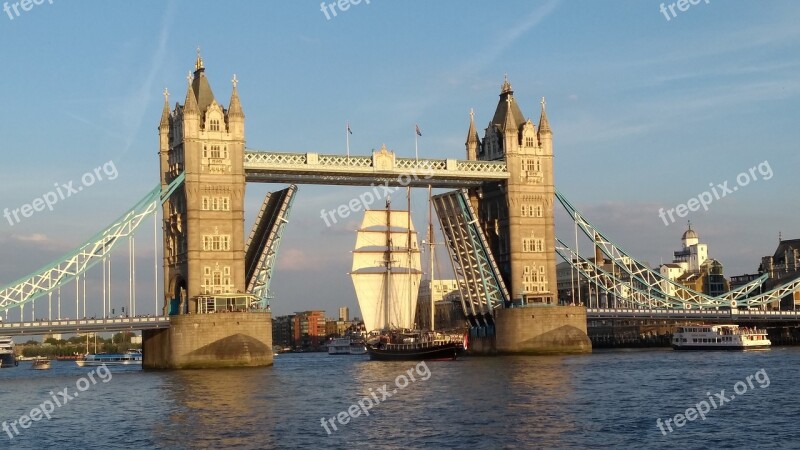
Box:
[586,308,800,319]
[0,316,170,329]
[243,150,509,175]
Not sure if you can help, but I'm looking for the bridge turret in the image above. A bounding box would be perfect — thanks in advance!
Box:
[159,88,171,187]
[182,73,200,139]
[465,108,479,160]
[227,74,245,139]
[537,97,552,155]
[502,96,520,154]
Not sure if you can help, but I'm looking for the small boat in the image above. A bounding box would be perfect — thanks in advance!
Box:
[327,337,367,355]
[76,349,142,367]
[672,324,771,350]
[0,336,17,368]
[32,358,52,370]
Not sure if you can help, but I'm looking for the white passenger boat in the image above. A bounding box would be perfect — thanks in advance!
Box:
[76,349,142,367]
[327,338,367,355]
[0,336,17,368]
[672,324,771,350]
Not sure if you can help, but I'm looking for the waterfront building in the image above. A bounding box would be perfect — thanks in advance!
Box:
[272,314,295,348]
[292,311,326,350]
[324,319,349,338]
[659,224,728,297]
[414,279,465,329]
[758,238,800,309]
[338,306,349,322]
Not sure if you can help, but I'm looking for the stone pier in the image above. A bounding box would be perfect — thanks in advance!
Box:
[469,305,592,355]
[143,312,273,369]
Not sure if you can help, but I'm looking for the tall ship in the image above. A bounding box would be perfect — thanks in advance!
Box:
[351,199,423,333]
[0,336,17,368]
[672,324,771,350]
[352,195,463,361]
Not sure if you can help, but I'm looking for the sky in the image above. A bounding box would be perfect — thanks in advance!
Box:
[0,0,798,320]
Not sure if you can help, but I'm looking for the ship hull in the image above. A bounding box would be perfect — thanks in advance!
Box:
[366,342,462,361]
[672,344,771,351]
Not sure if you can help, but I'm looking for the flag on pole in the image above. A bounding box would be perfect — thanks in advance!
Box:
[415,124,422,136]
[346,122,352,158]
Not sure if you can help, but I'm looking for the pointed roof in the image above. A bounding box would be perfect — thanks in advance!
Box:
[160,88,170,127]
[228,74,244,118]
[538,96,551,134]
[490,75,526,133]
[183,72,199,115]
[772,239,800,263]
[180,48,216,114]
[465,108,479,145]
[503,96,517,133]
[192,73,216,114]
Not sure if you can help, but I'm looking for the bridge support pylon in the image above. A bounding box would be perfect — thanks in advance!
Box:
[462,77,590,354]
[144,53,272,369]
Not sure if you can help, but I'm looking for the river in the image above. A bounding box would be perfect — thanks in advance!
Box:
[0,347,797,449]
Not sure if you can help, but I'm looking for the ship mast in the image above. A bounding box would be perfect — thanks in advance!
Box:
[407,186,413,331]
[384,198,392,331]
[427,185,435,331]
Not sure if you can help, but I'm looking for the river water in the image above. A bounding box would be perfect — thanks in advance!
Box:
[0,348,797,449]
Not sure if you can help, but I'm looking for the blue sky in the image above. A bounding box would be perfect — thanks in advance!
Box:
[0,0,798,319]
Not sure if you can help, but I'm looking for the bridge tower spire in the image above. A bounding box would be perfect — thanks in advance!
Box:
[465,108,480,160]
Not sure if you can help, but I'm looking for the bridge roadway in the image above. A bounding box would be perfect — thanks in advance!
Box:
[587,308,800,323]
[0,316,170,336]
[243,149,509,187]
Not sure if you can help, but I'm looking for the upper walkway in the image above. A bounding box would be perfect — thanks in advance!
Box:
[243,147,509,187]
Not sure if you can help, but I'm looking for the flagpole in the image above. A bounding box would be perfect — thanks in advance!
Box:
[414,124,419,160]
[415,133,418,160]
[346,121,350,158]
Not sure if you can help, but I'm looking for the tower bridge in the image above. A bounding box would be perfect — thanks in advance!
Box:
[3,54,798,365]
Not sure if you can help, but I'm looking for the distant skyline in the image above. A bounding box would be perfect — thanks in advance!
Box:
[1,1,799,318]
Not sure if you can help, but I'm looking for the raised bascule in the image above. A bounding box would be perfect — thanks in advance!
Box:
[4,54,800,363]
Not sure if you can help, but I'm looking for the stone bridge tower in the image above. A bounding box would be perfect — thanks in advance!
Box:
[144,53,272,369]
[467,76,557,305]
[159,52,246,314]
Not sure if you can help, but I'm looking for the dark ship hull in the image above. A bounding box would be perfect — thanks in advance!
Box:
[366,341,462,361]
